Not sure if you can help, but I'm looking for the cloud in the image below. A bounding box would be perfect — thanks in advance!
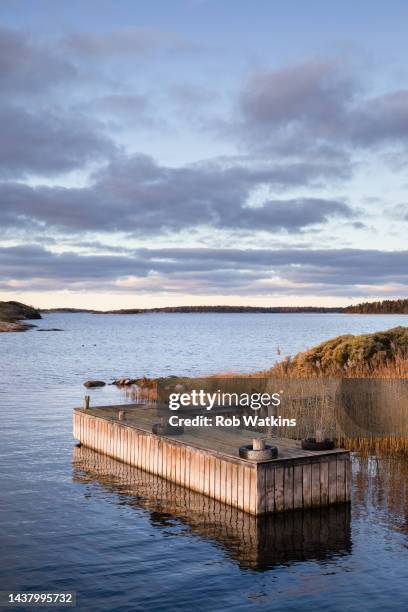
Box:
[352,90,408,145]
[0,25,405,303]
[219,198,353,231]
[0,153,353,233]
[0,105,117,178]
[63,27,194,59]
[0,27,118,177]
[94,94,149,114]
[393,203,408,221]
[239,57,408,154]
[1,244,407,297]
[0,244,148,283]
[0,26,77,94]
[241,59,354,131]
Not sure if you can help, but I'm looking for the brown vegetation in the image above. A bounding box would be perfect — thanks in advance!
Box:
[119,326,408,456]
[263,327,408,378]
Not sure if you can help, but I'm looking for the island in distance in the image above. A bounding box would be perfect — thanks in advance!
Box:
[43,298,408,315]
[2,297,408,333]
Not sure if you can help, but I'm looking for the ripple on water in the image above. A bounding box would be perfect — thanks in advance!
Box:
[1,312,408,610]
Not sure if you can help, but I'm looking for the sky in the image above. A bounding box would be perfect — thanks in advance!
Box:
[1,0,408,309]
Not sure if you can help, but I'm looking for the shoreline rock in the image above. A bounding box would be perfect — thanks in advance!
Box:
[112,377,138,386]
[112,376,156,387]
[0,300,42,332]
[83,380,106,388]
[0,321,36,332]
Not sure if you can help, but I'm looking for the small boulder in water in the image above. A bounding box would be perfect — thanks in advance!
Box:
[83,380,106,388]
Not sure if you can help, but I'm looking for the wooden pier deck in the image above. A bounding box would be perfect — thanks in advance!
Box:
[73,404,351,515]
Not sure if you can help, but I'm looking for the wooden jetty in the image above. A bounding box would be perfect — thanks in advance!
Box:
[73,404,351,515]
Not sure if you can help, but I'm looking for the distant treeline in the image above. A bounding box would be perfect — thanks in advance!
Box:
[107,306,341,314]
[42,298,408,315]
[43,305,340,314]
[344,299,408,314]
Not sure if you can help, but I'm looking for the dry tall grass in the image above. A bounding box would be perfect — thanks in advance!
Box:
[262,327,408,379]
[262,339,408,454]
[261,348,408,379]
[123,327,408,455]
[337,436,408,455]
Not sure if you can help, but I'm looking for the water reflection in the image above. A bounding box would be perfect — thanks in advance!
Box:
[353,454,408,536]
[72,445,351,571]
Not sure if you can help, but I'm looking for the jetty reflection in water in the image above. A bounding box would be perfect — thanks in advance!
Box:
[353,454,408,536]
[72,445,351,571]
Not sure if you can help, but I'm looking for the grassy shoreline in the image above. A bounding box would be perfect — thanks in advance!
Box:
[262,326,408,378]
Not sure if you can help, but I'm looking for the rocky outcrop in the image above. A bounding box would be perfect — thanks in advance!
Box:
[0,301,41,321]
[0,321,36,332]
[0,300,41,332]
[82,377,156,388]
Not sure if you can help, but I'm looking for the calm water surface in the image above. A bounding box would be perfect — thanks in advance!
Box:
[1,313,408,611]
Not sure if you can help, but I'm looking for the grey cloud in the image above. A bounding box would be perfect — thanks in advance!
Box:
[239,58,408,153]
[222,198,353,231]
[393,203,408,221]
[0,154,353,233]
[241,59,353,131]
[95,94,149,114]
[0,26,77,94]
[0,27,119,177]
[1,244,407,297]
[352,90,408,146]
[0,105,117,178]
[0,244,149,283]
[139,247,408,285]
[63,27,193,58]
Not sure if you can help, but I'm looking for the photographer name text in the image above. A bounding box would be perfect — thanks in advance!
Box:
[168,414,296,427]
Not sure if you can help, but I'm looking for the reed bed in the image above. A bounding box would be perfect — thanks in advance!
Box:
[123,328,408,456]
[336,436,408,456]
